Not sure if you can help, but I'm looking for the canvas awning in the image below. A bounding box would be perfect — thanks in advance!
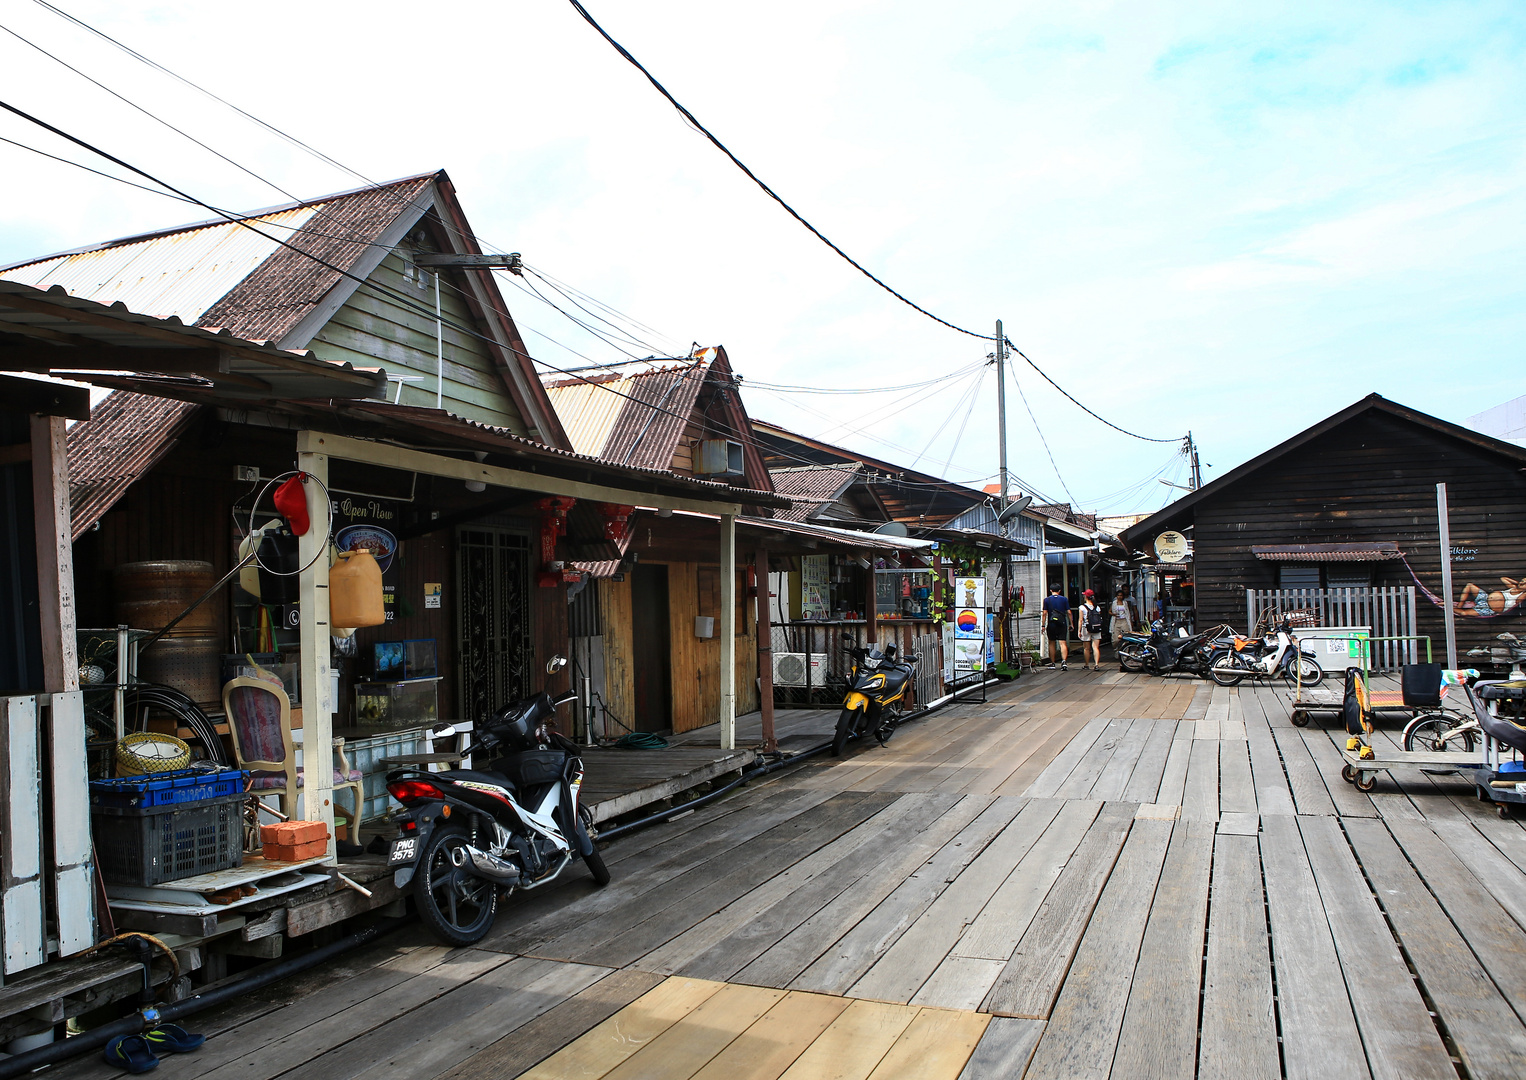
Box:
[1251,542,1403,563]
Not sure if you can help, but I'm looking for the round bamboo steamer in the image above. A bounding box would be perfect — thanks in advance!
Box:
[114,560,219,635]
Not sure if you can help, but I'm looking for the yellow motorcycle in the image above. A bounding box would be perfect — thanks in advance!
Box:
[833,644,919,756]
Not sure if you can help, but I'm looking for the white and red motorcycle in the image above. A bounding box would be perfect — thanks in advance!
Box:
[1207,618,1323,687]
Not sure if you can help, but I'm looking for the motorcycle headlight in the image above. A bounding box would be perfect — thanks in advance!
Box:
[865,674,886,689]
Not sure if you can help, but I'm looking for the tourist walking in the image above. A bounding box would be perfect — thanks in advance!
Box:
[1076,589,1104,670]
[1109,589,1134,646]
[1043,583,1070,670]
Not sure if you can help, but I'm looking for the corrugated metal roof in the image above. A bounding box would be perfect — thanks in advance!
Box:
[543,375,629,457]
[1251,543,1402,563]
[66,390,200,538]
[3,207,319,328]
[768,465,860,522]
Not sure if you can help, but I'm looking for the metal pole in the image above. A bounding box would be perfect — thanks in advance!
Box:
[755,547,776,753]
[1437,482,1458,668]
[1187,432,1202,490]
[996,320,1008,506]
[719,513,736,752]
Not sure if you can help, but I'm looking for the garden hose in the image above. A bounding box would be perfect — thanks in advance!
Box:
[613,732,669,750]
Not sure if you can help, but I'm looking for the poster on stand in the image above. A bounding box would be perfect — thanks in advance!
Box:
[955,576,985,610]
[332,496,400,621]
[942,621,955,683]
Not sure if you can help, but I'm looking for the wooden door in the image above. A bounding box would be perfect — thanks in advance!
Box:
[631,564,672,732]
[456,526,533,726]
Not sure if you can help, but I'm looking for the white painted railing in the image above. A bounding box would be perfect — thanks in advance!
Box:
[1245,587,1419,669]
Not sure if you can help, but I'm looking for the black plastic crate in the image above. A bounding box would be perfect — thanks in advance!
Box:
[92,792,244,886]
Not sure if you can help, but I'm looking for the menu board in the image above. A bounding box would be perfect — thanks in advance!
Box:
[952,576,986,677]
[799,555,829,620]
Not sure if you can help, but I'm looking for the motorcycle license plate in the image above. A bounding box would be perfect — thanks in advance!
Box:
[387,837,418,866]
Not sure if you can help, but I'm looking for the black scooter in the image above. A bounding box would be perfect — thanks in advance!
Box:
[833,644,919,756]
[384,656,608,946]
[1143,620,1218,678]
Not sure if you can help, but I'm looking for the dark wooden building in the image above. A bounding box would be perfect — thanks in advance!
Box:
[1121,394,1526,660]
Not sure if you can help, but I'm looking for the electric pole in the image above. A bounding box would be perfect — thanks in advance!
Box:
[1186,432,1202,490]
[996,320,1009,507]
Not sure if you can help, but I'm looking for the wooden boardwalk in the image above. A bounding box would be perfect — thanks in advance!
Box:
[51,668,1526,1079]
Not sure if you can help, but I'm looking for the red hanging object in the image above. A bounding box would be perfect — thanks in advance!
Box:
[273,473,311,536]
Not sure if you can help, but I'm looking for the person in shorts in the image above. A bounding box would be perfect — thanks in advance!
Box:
[1110,590,1134,643]
[1076,589,1103,670]
[1042,583,1070,670]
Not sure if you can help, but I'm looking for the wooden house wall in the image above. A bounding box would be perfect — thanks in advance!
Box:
[1189,411,1526,655]
[307,249,528,433]
[598,575,635,731]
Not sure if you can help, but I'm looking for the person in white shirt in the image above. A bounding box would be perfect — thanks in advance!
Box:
[1109,590,1134,647]
[1076,589,1104,670]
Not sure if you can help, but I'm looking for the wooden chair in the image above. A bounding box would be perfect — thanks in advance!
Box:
[222,677,363,830]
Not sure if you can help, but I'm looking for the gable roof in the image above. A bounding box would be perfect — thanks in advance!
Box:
[66,391,199,539]
[768,465,864,523]
[1122,393,1526,548]
[543,346,773,493]
[2,172,568,447]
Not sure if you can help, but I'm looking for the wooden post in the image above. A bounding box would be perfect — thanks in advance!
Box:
[296,443,335,858]
[755,548,776,753]
[864,551,877,647]
[719,513,736,751]
[30,416,76,695]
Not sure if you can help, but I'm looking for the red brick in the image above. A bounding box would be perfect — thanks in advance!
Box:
[262,837,329,862]
[260,820,328,846]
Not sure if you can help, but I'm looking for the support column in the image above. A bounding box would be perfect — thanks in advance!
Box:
[719,514,736,751]
[296,446,334,858]
[30,416,76,695]
[755,548,776,753]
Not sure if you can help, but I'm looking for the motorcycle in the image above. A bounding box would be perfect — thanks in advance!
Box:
[833,643,919,756]
[1207,619,1323,687]
[384,656,609,946]
[1138,620,1220,678]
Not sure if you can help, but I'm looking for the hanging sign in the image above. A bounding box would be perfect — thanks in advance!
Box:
[333,497,400,621]
[1154,531,1189,564]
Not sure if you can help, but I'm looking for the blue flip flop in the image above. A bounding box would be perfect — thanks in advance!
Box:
[144,1024,205,1054]
[103,1034,159,1073]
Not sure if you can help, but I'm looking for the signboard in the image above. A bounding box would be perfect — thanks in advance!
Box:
[332,496,400,621]
[1154,531,1189,564]
[800,555,829,620]
[955,576,986,609]
[951,576,987,678]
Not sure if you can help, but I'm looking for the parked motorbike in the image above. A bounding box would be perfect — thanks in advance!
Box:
[1137,621,1218,678]
[833,643,919,756]
[1115,629,1150,672]
[384,656,608,946]
[1207,619,1323,687]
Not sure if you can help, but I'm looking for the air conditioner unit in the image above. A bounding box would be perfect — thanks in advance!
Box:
[772,652,828,687]
[695,439,745,477]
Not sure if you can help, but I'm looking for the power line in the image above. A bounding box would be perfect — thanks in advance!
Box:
[1002,336,1180,445]
[563,0,995,343]
[1008,359,1078,506]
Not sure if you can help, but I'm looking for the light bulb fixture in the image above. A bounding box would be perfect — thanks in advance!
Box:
[465,450,488,492]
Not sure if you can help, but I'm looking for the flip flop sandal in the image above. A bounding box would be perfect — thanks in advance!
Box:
[103,1034,159,1073]
[144,1024,206,1054]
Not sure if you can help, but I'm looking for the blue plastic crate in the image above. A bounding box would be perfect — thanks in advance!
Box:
[89,767,248,811]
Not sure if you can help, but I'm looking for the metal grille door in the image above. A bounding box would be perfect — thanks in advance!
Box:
[457,527,533,726]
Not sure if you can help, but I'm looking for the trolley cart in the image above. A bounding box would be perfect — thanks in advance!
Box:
[1288,635,1438,728]
[1339,747,1485,792]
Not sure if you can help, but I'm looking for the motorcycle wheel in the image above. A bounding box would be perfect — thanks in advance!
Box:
[875,705,899,746]
[579,805,611,886]
[833,707,859,757]
[1282,656,1323,688]
[1208,651,1245,687]
[1403,713,1476,755]
[1117,646,1145,673]
[414,825,499,947]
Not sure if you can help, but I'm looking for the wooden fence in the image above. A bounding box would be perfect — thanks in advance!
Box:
[1245,586,1420,670]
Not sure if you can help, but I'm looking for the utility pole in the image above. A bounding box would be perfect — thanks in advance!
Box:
[1186,432,1202,490]
[996,320,1008,507]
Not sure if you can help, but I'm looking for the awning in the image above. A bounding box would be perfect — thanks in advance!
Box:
[1251,542,1403,563]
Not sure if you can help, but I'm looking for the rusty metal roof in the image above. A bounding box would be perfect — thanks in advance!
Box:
[66,390,200,538]
[1251,543,1403,563]
[768,465,861,522]
[2,175,435,345]
[543,361,708,471]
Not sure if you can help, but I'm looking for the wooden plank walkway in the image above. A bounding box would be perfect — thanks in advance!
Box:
[48,669,1526,1079]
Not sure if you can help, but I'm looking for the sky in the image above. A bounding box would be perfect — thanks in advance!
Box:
[0,1,1521,514]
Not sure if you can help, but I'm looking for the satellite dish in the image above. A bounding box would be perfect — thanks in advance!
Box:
[872,521,909,537]
[997,495,1033,524]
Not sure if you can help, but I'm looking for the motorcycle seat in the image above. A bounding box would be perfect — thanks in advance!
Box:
[438,768,517,792]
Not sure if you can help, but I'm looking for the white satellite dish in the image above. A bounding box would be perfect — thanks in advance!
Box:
[872,521,909,537]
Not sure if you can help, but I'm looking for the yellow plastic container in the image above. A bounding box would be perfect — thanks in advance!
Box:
[330,550,385,629]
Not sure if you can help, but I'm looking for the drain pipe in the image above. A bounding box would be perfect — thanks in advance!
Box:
[0,917,411,1079]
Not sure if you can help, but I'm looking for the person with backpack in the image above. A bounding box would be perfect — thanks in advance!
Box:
[1042,582,1070,671]
[1077,589,1104,671]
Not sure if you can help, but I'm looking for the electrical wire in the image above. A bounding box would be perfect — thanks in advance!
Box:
[563,0,995,343]
[1008,359,1078,506]
[0,132,198,203]
[744,362,983,395]
[1002,337,1179,445]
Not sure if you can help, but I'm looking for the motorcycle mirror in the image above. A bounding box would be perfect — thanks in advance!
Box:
[546,655,568,675]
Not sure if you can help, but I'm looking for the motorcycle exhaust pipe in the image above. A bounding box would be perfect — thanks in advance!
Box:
[450,843,522,884]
